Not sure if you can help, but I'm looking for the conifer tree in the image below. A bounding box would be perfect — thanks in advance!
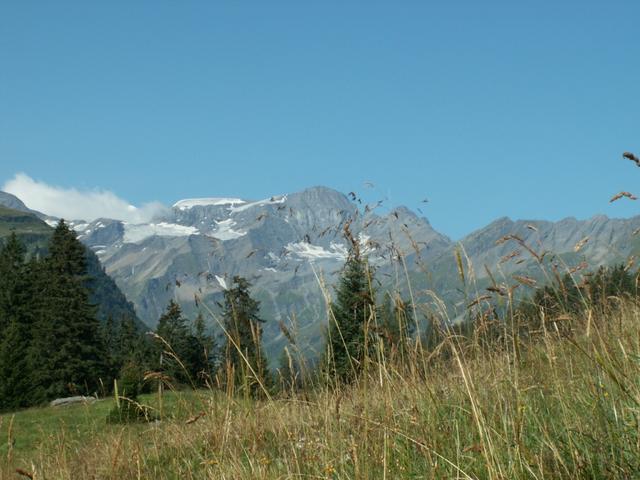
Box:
[0,233,33,410]
[29,220,107,401]
[322,222,376,384]
[155,300,211,386]
[192,312,216,384]
[155,300,192,385]
[104,315,152,381]
[117,316,152,366]
[220,276,270,396]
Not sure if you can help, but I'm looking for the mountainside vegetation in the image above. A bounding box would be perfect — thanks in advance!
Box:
[0,224,110,409]
[0,206,143,329]
[0,222,222,412]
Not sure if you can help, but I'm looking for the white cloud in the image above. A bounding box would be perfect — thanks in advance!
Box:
[2,173,167,223]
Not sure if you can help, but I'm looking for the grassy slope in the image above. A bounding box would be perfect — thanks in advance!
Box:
[0,206,52,256]
[0,391,207,463]
[0,206,52,237]
[2,302,640,479]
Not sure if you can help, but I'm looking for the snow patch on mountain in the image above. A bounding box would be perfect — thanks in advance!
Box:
[267,252,280,262]
[70,222,90,232]
[173,198,246,210]
[211,219,246,240]
[230,195,287,213]
[215,275,228,290]
[123,222,199,243]
[286,241,348,260]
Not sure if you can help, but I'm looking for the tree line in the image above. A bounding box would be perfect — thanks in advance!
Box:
[0,221,219,412]
[0,219,416,412]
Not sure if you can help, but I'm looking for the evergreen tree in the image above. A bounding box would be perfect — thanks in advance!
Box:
[220,276,270,397]
[0,233,27,340]
[29,220,108,401]
[155,300,211,386]
[102,315,118,379]
[0,233,34,410]
[118,316,153,365]
[192,312,216,384]
[155,300,193,385]
[104,315,153,383]
[322,226,376,384]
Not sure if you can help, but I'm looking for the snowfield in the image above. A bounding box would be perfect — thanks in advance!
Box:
[230,195,287,213]
[285,241,348,261]
[123,222,199,243]
[211,219,246,240]
[173,198,247,210]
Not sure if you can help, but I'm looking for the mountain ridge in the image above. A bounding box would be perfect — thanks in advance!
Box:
[3,186,638,360]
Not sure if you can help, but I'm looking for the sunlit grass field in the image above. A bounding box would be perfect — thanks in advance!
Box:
[2,299,640,479]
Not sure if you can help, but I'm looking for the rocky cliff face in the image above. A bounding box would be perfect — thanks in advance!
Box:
[457,214,640,275]
[68,186,452,356]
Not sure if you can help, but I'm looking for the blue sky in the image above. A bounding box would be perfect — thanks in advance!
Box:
[1,1,639,239]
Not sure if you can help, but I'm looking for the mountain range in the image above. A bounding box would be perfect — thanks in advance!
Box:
[2,186,639,360]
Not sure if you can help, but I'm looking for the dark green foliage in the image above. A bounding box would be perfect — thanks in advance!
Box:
[0,234,34,410]
[155,300,192,385]
[322,243,376,384]
[192,312,216,384]
[154,301,213,387]
[29,220,108,402]
[103,315,155,389]
[106,361,150,424]
[0,219,149,412]
[85,251,143,328]
[0,206,144,330]
[220,276,270,397]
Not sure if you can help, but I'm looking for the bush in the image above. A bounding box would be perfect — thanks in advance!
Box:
[106,362,153,424]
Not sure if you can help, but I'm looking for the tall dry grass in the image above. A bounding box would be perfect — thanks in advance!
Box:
[2,294,640,479]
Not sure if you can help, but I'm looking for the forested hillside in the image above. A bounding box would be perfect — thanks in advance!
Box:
[0,206,142,328]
